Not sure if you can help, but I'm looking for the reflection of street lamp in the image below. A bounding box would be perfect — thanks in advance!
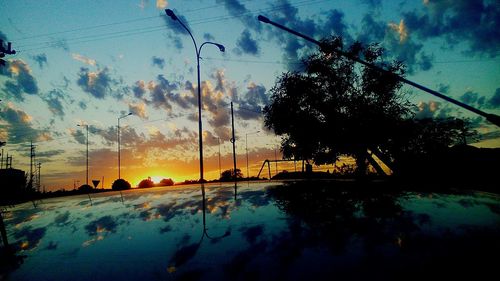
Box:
[77,123,89,186]
[165,9,225,182]
[118,113,132,179]
[245,131,260,179]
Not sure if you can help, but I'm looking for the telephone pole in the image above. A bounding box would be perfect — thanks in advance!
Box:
[230,102,237,180]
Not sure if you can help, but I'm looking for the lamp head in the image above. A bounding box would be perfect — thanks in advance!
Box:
[165,9,178,21]
[257,15,270,23]
[215,43,225,52]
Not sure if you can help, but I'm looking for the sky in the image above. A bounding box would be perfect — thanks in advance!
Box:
[1,0,499,190]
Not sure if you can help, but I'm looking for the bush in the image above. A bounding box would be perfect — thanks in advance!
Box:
[138,178,155,188]
[158,178,174,186]
[78,184,93,192]
[112,179,131,190]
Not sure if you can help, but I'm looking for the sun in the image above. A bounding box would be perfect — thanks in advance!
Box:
[150,176,164,183]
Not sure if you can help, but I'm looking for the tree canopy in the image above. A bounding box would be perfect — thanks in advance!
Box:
[264,37,475,175]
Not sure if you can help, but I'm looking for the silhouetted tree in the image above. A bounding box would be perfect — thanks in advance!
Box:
[264,36,476,176]
[158,178,174,186]
[264,37,411,175]
[138,178,154,188]
[220,168,243,181]
[78,184,92,192]
[112,179,131,190]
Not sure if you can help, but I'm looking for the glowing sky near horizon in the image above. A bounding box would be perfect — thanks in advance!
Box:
[1,0,499,189]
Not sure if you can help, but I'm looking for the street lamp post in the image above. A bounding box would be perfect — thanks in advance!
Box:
[77,124,89,186]
[165,9,225,182]
[246,131,260,179]
[216,137,221,180]
[118,113,132,179]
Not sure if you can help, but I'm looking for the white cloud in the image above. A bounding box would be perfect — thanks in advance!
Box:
[72,53,96,66]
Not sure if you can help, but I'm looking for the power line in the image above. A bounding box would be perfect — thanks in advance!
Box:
[15,0,332,53]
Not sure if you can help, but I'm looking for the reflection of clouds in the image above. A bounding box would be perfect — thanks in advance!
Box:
[13,226,47,251]
[53,211,70,226]
[84,216,118,236]
[238,190,271,208]
[240,225,264,244]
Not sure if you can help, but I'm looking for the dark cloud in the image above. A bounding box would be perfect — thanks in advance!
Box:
[148,75,178,111]
[78,101,87,110]
[460,90,480,105]
[203,32,215,41]
[437,83,450,94]
[361,0,382,8]
[403,0,500,57]
[0,106,48,143]
[31,53,48,69]
[235,29,259,56]
[132,80,147,99]
[76,67,114,99]
[235,83,267,120]
[488,88,500,108]
[162,9,193,50]
[0,59,39,101]
[71,129,86,145]
[215,0,260,31]
[0,31,7,41]
[43,89,66,119]
[152,56,165,69]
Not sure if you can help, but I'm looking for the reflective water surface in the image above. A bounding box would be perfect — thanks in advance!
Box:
[3,181,500,280]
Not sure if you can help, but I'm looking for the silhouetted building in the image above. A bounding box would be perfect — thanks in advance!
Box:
[0,168,28,205]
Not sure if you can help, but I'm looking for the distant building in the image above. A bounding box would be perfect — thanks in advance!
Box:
[0,168,28,205]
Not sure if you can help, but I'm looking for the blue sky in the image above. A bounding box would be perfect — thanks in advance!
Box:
[1,0,499,189]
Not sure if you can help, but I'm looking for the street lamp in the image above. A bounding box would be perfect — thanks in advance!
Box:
[245,131,260,179]
[118,113,132,179]
[77,123,89,186]
[215,137,222,180]
[165,8,225,182]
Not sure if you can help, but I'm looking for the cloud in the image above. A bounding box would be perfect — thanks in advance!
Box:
[129,102,148,120]
[162,9,191,50]
[203,33,215,41]
[156,0,168,9]
[388,19,408,43]
[43,89,66,119]
[78,101,87,110]
[132,80,147,99]
[70,128,86,145]
[235,29,260,56]
[235,83,267,120]
[0,59,39,100]
[414,100,441,119]
[488,88,500,108]
[31,54,48,69]
[72,53,96,66]
[0,104,50,143]
[152,56,165,69]
[147,75,177,111]
[403,0,500,57]
[76,67,114,99]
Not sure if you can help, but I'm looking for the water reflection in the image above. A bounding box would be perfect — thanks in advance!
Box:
[1,181,499,280]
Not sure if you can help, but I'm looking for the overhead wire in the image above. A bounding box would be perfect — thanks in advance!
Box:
[15,0,333,53]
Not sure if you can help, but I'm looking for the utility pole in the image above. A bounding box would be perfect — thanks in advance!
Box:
[230,102,237,180]
[1,149,3,169]
[30,142,36,189]
[37,162,42,193]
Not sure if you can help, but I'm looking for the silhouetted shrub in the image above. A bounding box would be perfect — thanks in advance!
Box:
[78,184,92,192]
[220,168,243,181]
[158,178,174,186]
[138,178,155,188]
[112,179,131,190]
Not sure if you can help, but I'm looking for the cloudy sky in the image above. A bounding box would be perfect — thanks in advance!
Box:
[1,0,499,189]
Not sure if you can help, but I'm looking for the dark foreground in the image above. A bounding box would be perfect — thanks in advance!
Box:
[1,180,499,280]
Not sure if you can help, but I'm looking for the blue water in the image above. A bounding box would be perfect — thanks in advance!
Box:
[2,181,500,280]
